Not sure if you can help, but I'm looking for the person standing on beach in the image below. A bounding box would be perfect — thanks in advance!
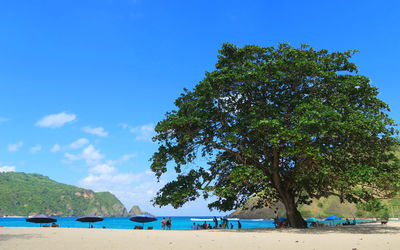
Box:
[161,217,166,230]
[237,220,242,230]
[273,210,279,228]
[213,217,218,229]
[166,217,171,230]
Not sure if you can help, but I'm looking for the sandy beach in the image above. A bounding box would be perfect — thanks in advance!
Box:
[1,222,400,250]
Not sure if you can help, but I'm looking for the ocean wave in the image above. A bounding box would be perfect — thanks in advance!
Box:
[190,218,214,221]
[227,218,264,221]
[190,218,238,221]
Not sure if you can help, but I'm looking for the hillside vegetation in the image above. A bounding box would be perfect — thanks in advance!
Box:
[230,147,400,219]
[128,205,154,216]
[229,195,399,219]
[0,172,128,216]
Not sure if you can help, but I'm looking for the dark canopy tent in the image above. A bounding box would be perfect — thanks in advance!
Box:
[129,215,157,228]
[26,214,57,227]
[76,214,104,228]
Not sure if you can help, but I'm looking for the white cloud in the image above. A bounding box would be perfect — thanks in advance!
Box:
[29,145,42,154]
[79,160,140,187]
[69,138,89,149]
[64,144,104,166]
[120,123,129,129]
[79,170,159,210]
[79,172,139,190]
[51,138,89,153]
[83,126,108,137]
[64,152,80,161]
[73,146,224,215]
[81,171,142,186]
[103,153,138,167]
[63,143,161,212]
[50,144,61,152]
[81,145,104,165]
[0,117,9,123]
[8,141,23,152]
[36,112,76,128]
[0,165,16,173]
[68,144,157,211]
[89,163,116,175]
[130,123,155,142]
[120,154,136,162]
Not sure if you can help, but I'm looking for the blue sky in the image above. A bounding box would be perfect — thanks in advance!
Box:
[0,0,399,216]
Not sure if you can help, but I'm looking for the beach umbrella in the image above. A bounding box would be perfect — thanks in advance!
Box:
[278,218,287,222]
[77,214,104,228]
[325,215,341,221]
[306,217,319,223]
[129,215,157,228]
[26,214,57,227]
[325,215,341,226]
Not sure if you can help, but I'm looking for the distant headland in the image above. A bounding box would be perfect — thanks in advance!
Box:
[0,172,149,217]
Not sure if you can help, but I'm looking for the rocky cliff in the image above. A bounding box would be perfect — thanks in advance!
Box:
[128,205,153,216]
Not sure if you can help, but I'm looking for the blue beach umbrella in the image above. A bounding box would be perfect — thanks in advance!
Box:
[278,218,287,222]
[325,215,341,221]
[306,217,319,223]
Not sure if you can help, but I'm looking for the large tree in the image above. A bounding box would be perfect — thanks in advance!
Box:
[150,43,399,228]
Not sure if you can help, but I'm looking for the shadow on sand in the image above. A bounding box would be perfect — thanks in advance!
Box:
[0,233,41,241]
[235,223,400,235]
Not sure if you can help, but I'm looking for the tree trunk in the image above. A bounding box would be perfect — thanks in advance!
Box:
[280,190,307,228]
[270,150,307,228]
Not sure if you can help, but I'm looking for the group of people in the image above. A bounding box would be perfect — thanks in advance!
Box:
[157,211,357,230]
[310,218,356,227]
[273,218,289,228]
[342,218,356,226]
[273,210,286,228]
[214,216,242,229]
[160,217,172,230]
[192,222,213,230]
[160,216,242,230]
[191,217,242,230]
[309,221,325,227]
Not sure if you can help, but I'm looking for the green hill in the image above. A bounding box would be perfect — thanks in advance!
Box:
[229,195,399,219]
[0,172,128,217]
[230,147,400,219]
[128,205,154,216]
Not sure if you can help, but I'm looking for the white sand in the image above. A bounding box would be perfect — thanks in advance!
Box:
[1,222,400,250]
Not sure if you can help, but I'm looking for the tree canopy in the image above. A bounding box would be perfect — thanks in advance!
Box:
[150,43,399,228]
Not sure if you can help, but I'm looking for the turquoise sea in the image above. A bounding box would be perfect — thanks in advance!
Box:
[0,216,373,230]
[0,217,269,230]
[0,216,273,230]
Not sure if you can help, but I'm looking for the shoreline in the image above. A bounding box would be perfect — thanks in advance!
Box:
[1,222,400,249]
